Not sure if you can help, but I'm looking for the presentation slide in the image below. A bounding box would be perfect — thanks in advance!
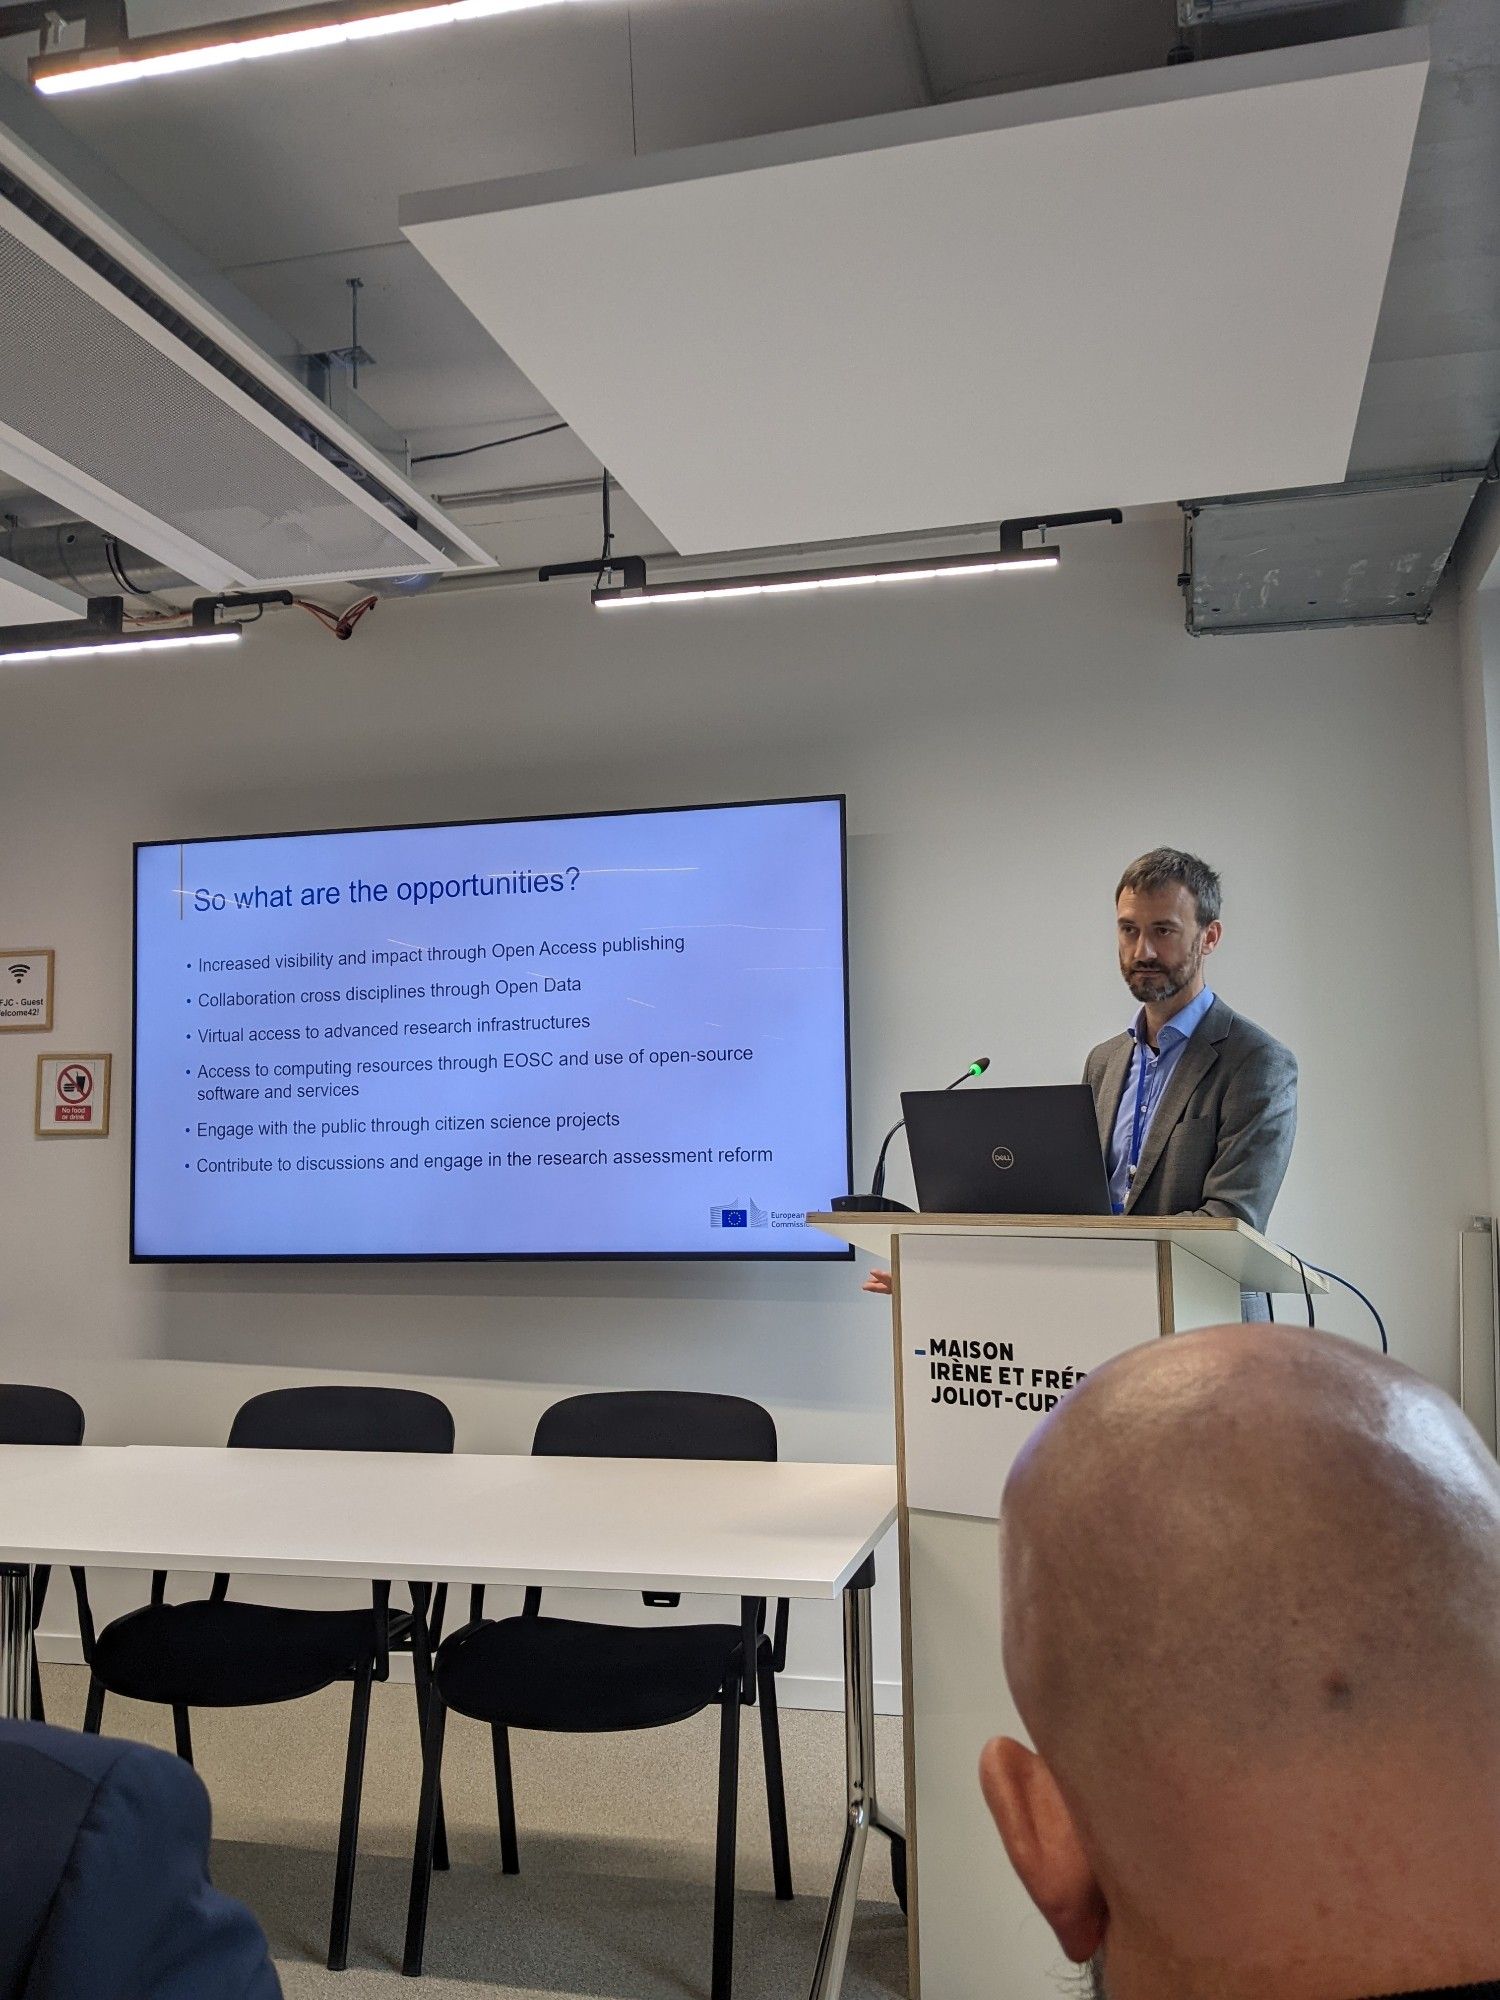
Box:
[132,797,850,1260]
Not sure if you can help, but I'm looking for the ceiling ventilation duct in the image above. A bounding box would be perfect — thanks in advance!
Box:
[1180,469,1485,634]
[0,108,488,591]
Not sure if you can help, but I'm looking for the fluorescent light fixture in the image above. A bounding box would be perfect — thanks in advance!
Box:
[0,628,241,664]
[591,545,1061,609]
[31,0,569,92]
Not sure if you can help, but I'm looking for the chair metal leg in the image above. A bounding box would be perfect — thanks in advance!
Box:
[328,1667,373,1972]
[0,1566,34,1723]
[756,1646,793,1901]
[29,1567,50,1721]
[402,1690,448,1977]
[491,1723,520,1874]
[82,1674,105,1736]
[408,1586,449,1873]
[712,1675,742,2000]
[70,1569,95,1665]
[173,1706,194,1765]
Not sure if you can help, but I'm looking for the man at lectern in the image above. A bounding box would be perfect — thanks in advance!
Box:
[1088,846,1296,1232]
[864,847,1296,1298]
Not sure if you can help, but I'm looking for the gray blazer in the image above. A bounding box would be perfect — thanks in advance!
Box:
[1083,996,1297,1233]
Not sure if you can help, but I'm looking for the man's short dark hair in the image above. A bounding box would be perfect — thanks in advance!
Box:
[1116,848,1222,927]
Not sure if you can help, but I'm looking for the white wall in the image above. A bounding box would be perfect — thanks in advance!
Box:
[1454,480,1500,1443]
[0,510,1487,1697]
[1457,481,1500,1213]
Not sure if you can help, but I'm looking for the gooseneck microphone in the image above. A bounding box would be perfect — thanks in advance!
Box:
[871,1057,989,1199]
[831,1057,990,1213]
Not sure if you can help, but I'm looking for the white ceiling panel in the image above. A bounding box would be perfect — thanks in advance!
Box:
[0,556,88,623]
[403,33,1429,554]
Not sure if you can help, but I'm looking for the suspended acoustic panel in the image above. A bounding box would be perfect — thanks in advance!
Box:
[404,32,1428,556]
[0,124,490,590]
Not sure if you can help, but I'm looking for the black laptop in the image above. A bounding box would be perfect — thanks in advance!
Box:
[900,1083,1113,1216]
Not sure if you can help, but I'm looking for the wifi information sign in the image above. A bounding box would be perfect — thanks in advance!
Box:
[0,948,53,1031]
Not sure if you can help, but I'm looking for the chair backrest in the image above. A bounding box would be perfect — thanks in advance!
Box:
[0,1384,85,1446]
[526,1390,780,1627]
[532,1389,776,1463]
[227,1384,455,1454]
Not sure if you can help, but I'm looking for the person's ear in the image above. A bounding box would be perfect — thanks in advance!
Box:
[978,1736,1107,1963]
[1200,919,1223,956]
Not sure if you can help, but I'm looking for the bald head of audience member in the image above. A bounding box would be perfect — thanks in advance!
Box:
[979,1325,1500,2000]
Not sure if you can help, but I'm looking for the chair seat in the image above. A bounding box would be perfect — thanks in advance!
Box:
[436,1615,746,1732]
[92,1600,378,1707]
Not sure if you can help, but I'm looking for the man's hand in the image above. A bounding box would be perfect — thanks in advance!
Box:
[863,1269,893,1296]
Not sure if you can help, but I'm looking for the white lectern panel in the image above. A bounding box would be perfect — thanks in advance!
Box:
[899,1235,1161,1522]
[804,1216,1259,1999]
[897,1230,1242,1997]
[906,1507,1057,2000]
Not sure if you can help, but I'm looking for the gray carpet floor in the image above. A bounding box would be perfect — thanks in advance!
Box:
[39,1665,908,1999]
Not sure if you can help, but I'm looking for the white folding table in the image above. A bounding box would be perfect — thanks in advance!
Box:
[0,1445,898,1999]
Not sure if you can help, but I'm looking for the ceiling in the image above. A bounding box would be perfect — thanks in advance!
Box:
[402,37,1426,554]
[0,0,1205,499]
[0,0,1493,613]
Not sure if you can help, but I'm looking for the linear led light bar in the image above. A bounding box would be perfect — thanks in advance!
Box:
[31,0,570,93]
[0,590,267,662]
[0,628,240,663]
[591,546,1061,610]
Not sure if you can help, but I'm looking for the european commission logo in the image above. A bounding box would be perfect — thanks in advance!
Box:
[710,1199,768,1229]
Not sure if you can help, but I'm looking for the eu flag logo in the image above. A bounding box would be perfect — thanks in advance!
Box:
[710,1201,765,1228]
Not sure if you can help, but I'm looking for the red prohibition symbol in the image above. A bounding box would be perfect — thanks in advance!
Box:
[58,1064,93,1103]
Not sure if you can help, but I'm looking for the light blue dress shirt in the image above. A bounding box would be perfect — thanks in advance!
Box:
[1107,986,1216,1213]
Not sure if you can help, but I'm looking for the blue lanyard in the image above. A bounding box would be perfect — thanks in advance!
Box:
[1127,1042,1156,1179]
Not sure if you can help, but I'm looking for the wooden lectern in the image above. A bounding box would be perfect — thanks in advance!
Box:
[808,1212,1327,2000]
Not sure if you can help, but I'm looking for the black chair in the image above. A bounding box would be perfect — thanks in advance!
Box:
[403,1389,793,2000]
[81,1384,455,1972]
[0,1384,92,1725]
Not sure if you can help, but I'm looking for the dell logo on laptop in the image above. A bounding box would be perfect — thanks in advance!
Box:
[991,1146,1015,1170]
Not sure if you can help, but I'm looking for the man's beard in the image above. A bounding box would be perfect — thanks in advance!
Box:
[1122,944,1200,1005]
[1083,1952,1109,2000]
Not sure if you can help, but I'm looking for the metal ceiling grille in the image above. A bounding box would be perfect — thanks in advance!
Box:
[0,192,447,587]
[1180,472,1483,634]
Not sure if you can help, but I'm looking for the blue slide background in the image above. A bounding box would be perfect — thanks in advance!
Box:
[133,798,850,1259]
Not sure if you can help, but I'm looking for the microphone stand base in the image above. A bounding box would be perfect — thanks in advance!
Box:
[829,1195,915,1214]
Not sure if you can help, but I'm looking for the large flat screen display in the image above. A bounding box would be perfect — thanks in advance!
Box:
[133,796,851,1261]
